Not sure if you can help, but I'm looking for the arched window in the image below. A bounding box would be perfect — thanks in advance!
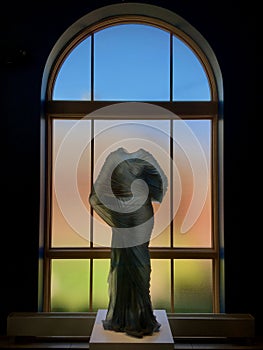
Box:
[39,3,224,314]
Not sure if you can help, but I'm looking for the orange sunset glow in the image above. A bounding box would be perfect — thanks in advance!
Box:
[51,118,211,248]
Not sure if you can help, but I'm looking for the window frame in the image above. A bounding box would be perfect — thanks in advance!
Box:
[39,6,224,314]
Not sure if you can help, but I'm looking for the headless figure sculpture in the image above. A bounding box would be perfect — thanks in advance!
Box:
[89,147,167,338]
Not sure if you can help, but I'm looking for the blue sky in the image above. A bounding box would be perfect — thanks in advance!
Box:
[53,23,210,101]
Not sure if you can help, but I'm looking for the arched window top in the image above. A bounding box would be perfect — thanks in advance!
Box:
[47,10,221,103]
[52,21,211,102]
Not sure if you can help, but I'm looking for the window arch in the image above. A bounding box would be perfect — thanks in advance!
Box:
[39,3,224,314]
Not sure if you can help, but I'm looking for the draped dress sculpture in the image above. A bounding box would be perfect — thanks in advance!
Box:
[89,147,167,338]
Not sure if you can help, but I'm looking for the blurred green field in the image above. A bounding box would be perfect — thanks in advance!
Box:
[51,258,213,312]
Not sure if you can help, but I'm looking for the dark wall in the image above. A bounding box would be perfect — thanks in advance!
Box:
[2,0,260,336]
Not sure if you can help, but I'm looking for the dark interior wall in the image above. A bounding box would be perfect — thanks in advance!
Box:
[2,0,260,336]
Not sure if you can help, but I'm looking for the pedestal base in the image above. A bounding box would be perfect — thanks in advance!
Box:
[89,309,174,350]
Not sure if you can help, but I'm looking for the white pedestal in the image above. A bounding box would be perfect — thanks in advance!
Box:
[89,309,174,350]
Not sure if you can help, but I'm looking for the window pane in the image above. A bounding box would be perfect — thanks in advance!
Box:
[93,119,170,247]
[173,119,212,247]
[151,259,171,311]
[173,36,211,101]
[150,223,170,247]
[174,259,213,312]
[52,119,91,247]
[51,259,90,311]
[94,24,170,100]
[93,259,110,311]
[53,37,91,100]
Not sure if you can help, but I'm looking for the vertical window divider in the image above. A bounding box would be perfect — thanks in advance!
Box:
[91,33,94,101]
[170,259,174,312]
[170,32,175,313]
[89,258,93,311]
[170,32,173,102]
[169,32,174,248]
[90,33,94,248]
[90,120,94,248]
[88,33,95,312]
[170,120,175,313]
[170,120,174,249]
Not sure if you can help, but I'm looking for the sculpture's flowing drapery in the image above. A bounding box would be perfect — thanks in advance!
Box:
[89,147,168,338]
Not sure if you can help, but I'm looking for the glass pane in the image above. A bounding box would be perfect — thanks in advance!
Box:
[173,36,211,101]
[93,118,170,247]
[53,37,91,100]
[173,119,212,247]
[93,259,110,311]
[150,259,171,311]
[52,119,91,247]
[150,221,170,247]
[51,259,90,311]
[94,24,170,100]
[174,259,213,312]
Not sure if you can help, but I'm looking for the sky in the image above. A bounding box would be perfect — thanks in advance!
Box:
[53,23,210,101]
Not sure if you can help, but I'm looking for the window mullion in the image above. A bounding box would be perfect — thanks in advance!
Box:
[91,33,94,101]
[170,119,174,248]
[89,258,93,311]
[90,119,94,248]
[170,32,173,102]
[170,258,174,312]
